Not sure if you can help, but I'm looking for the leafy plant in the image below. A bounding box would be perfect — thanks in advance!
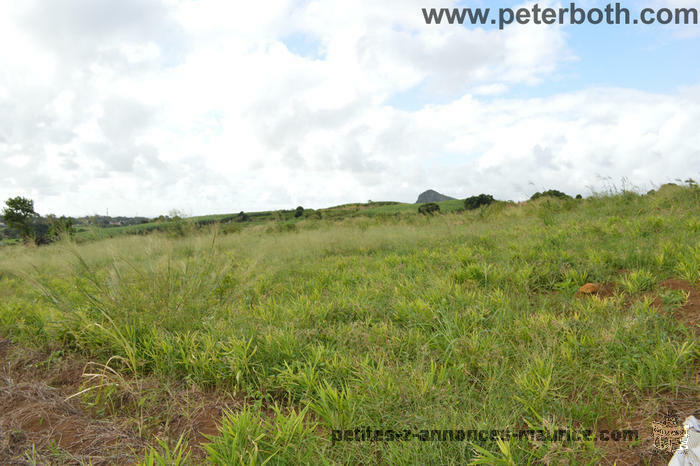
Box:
[141,434,191,466]
[619,269,655,294]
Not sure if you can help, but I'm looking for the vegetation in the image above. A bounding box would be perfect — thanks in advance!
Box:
[0,184,698,463]
[1,198,76,245]
[2,196,37,240]
[418,202,440,215]
[47,215,76,239]
[464,194,495,211]
[530,190,571,201]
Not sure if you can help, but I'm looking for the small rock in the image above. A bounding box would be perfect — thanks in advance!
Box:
[578,283,600,295]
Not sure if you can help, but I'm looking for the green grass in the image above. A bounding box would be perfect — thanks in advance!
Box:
[0,184,698,464]
[63,199,468,243]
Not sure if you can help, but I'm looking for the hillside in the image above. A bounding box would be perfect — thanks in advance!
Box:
[0,184,698,464]
[416,189,456,203]
[57,199,466,242]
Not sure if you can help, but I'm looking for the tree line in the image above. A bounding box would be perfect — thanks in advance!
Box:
[2,196,75,244]
[418,190,583,216]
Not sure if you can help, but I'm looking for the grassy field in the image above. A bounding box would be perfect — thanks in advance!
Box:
[0,185,698,464]
[67,200,457,242]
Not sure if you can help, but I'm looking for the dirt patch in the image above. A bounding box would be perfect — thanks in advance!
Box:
[597,282,617,298]
[597,278,700,464]
[0,378,146,464]
[0,341,145,464]
[598,392,700,465]
[157,385,244,448]
[0,339,248,464]
[573,282,617,298]
[577,283,600,295]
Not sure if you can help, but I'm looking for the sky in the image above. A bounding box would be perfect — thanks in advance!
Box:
[0,0,699,217]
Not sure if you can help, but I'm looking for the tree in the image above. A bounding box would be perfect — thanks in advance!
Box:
[294,206,304,218]
[464,194,495,210]
[530,190,571,201]
[2,196,37,239]
[48,215,75,239]
[418,202,440,215]
[168,209,186,219]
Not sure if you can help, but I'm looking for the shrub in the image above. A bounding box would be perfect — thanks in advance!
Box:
[418,203,440,215]
[48,216,76,239]
[464,194,494,210]
[530,190,571,200]
[294,206,304,218]
[575,194,583,199]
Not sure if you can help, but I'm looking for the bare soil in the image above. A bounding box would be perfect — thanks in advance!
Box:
[0,342,144,464]
[598,278,700,465]
[0,340,242,464]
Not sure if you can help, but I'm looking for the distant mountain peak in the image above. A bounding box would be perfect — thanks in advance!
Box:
[416,190,456,204]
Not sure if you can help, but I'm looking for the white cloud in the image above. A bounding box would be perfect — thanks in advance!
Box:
[0,0,697,216]
[470,84,510,96]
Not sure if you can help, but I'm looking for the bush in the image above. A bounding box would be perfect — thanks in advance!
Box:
[530,190,571,201]
[294,206,304,218]
[418,203,440,215]
[575,194,583,200]
[464,194,494,210]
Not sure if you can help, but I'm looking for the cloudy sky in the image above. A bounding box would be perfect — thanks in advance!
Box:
[1,0,699,216]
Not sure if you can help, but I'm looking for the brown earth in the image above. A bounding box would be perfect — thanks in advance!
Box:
[575,282,617,298]
[0,342,143,464]
[0,340,243,464]
[577,283,600,295]
[596,392,699,465]
[598,278,700,465]
[596,282,618,298]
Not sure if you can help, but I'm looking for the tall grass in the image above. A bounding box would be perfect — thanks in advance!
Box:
[0,185,698,463]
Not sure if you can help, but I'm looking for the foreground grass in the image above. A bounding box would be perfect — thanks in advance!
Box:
[0,185,698,464]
